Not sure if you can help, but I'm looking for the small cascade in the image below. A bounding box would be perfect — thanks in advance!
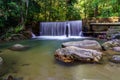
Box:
[39,20,83,39]
[31,32,36,38]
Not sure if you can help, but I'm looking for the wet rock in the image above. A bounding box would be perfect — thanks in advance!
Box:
[22,31,32,39]
[62,40,102,50]
[55,46,103,63]
[8,44,29,51]
[3,30,32,42]
[106,28,120,40]
[0,57,3,65]
[110,54,120,63]
[112,33,120,39]
[102,39,120,50]
[7,34,27,41]
[113,47,120,52]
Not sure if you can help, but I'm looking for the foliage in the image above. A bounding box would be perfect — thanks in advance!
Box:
[1,0,120,38]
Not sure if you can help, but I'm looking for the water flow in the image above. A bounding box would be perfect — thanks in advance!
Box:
[39,20,82,39]
[31,32,36,38]
[68,21,82,36]
[40,22,66,36]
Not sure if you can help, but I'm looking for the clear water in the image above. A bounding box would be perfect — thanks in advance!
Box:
[0,39,120,80]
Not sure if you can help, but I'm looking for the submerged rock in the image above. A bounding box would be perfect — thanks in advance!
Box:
[0,57,3,65]
[110,54,120,63]
[102,39,120,50]
[9,44,29,51]
[62,40,102,50]
[55,46,103,63]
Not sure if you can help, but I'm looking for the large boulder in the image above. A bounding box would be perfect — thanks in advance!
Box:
[8,44,29,51]
[102,39,120,50]
[62,40,102,50]
[54,46,103,63]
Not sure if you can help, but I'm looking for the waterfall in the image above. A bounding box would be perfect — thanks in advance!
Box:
[39,20,82,39]
[68,21,82,36]
[40,22,66,36]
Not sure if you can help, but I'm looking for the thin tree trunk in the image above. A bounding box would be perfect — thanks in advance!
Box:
[21,1,24,27]
[94,4,98,18]
[44,0,47,21]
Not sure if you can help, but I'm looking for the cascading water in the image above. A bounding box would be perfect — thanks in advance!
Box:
[40,22,66,36]
[31,32,36,38]
[38,20,84,39]
[68,21,82,36]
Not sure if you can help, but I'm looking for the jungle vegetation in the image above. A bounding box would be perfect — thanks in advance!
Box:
[0,0,120,37]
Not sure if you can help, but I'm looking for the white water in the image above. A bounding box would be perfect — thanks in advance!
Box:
[31,32,36,38]
[36,36,90,40]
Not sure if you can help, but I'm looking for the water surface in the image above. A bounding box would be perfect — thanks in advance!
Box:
[0,39,120,80]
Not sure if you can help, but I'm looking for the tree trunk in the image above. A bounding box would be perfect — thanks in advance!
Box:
[94,5,98,18]
[44,0,47,21]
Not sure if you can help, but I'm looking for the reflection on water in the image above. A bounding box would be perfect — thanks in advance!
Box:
[0,39,120,80]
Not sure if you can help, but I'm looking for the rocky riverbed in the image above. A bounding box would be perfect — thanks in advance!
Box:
[55,39,120,63]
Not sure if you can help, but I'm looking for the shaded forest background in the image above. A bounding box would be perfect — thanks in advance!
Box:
[0,0,120,38]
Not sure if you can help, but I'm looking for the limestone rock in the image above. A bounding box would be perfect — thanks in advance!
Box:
[9,44,29,51]
[102,39,120,50]
[62,40,102,50]
[55,46,103,63]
